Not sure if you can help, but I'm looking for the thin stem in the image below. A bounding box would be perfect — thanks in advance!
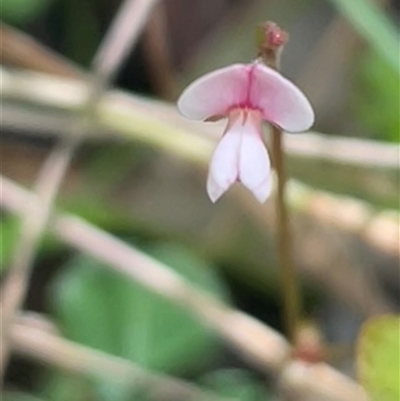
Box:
[143,2,177,100]
[271,126,301,343]
[258,21,301,343]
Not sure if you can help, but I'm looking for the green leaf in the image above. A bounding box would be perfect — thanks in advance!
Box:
[354,50,400,142]
[0,216,19,271]
[328,0,399,72]
[45,373,92,401]
[357,315,400,401]
[1,216,67,272]
[1,0,53,24]
[49,243,227,400]
[199,369,270,401]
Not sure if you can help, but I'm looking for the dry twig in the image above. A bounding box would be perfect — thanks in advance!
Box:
[2,67,399,171]
[0,22,81,78]
[11,315,233,401]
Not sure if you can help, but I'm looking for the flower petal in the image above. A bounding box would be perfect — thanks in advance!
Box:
[206,118,241,202]
[177,64,249,121]
[250,63,314,132]
[238,112,272,202]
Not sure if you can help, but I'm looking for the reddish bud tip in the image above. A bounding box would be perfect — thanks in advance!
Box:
[263,21,288,49]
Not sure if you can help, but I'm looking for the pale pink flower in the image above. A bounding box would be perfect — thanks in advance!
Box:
[177,62,314,203]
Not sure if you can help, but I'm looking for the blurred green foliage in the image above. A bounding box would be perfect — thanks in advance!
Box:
[47,243,228,400]
[3,394,46,401]
[0,200,123,273]
[328,0,399,73]
[329,0,399,144]
[62,0,100,66]
[355,50,400,143]
[1,0,52,24]
[357,315,400,401]
[44,374,94,401]
[1,0,99,66]
[0,216,19,269]
[200,369,270,401]
[83,143,148,193]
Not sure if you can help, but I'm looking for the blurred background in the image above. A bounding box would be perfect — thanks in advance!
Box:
[1,0,399,400]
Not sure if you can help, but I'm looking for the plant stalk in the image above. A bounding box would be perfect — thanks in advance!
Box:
[258,21,302,343]
[271,125,301,343]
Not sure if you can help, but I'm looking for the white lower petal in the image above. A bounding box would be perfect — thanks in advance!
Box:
[207,110,271,203]
[238,113,272,203]
[206,124,241,202]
